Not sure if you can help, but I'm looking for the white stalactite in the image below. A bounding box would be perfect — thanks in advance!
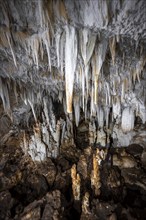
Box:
[73,95,80,127]
[97,107,104,128]
[93,39,107,104]
[112,96,121,120]
[65,26,77,113]
[6,32,17,67]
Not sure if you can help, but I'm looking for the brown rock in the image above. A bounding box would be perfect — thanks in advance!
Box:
[42,190,62,219]
[0,191,14,220]
[126,144,143,158]
[141,151,146,168]
[19,200,42,220]
[77,154,88,179]
[37,159,56,187]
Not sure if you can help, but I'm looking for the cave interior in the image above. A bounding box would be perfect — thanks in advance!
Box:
[0,0,146,219]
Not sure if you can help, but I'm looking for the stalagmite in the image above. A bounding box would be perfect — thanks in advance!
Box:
[89,121,96,145]
[91,149,101,196]
[28,123,47,161]
[82,192,90,215]
[121,107,135,133]
[21,131,28,155]
[71,164,81,201]
[65,26,77,113]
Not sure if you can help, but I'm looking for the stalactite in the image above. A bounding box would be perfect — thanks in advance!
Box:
[42,31,51,71]
[0,28,9,47]
[92,39,107,104]
[26,89,38,123]
[121,80,125,102]
[80,28,96,66]
[73,95,80,127]
[105,106,110,128]
[133,57,146,84]
[109,36,116,65]
[112,96,121,120]
[54,0,68,22]
[0,1,146,155]
[60,31,65,76]
[41,123,50,151]
[43,97,50,126]
[107,82,111,105]
[65,26,77,113]
[80,64,85,111]
[13,81,18,104]
[0,78,10,112]
[101,0,109,27]
[55,29,62,68]
[28,35,39,69]
[80,28,88,65]
[3,30,17,67]
[38,0,45,28]
[26,31,51,70]
[28,99,37,122]
[97,107,104,128]
[58,0,68,21]
[80,28,96,87]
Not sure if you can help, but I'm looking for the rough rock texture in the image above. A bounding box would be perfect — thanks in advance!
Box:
[0,0,146,161]
[0,0,146,219]
[0,142,146,219]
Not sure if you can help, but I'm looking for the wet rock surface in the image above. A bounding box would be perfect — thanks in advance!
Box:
[0,141,146,220]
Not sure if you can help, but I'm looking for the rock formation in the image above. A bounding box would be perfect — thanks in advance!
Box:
[0,0,146,219]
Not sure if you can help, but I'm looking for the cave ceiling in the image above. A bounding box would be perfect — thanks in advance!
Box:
[0,0,146,160]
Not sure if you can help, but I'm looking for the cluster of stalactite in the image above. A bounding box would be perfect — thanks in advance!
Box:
[0,0,146,160]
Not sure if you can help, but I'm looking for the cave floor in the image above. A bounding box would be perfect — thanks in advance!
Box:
[0,140,146,220]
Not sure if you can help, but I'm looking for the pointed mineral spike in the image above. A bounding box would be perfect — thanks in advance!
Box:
[65,26,77,113]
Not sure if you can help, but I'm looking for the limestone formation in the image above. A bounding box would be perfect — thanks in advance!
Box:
[0,0,146,219]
